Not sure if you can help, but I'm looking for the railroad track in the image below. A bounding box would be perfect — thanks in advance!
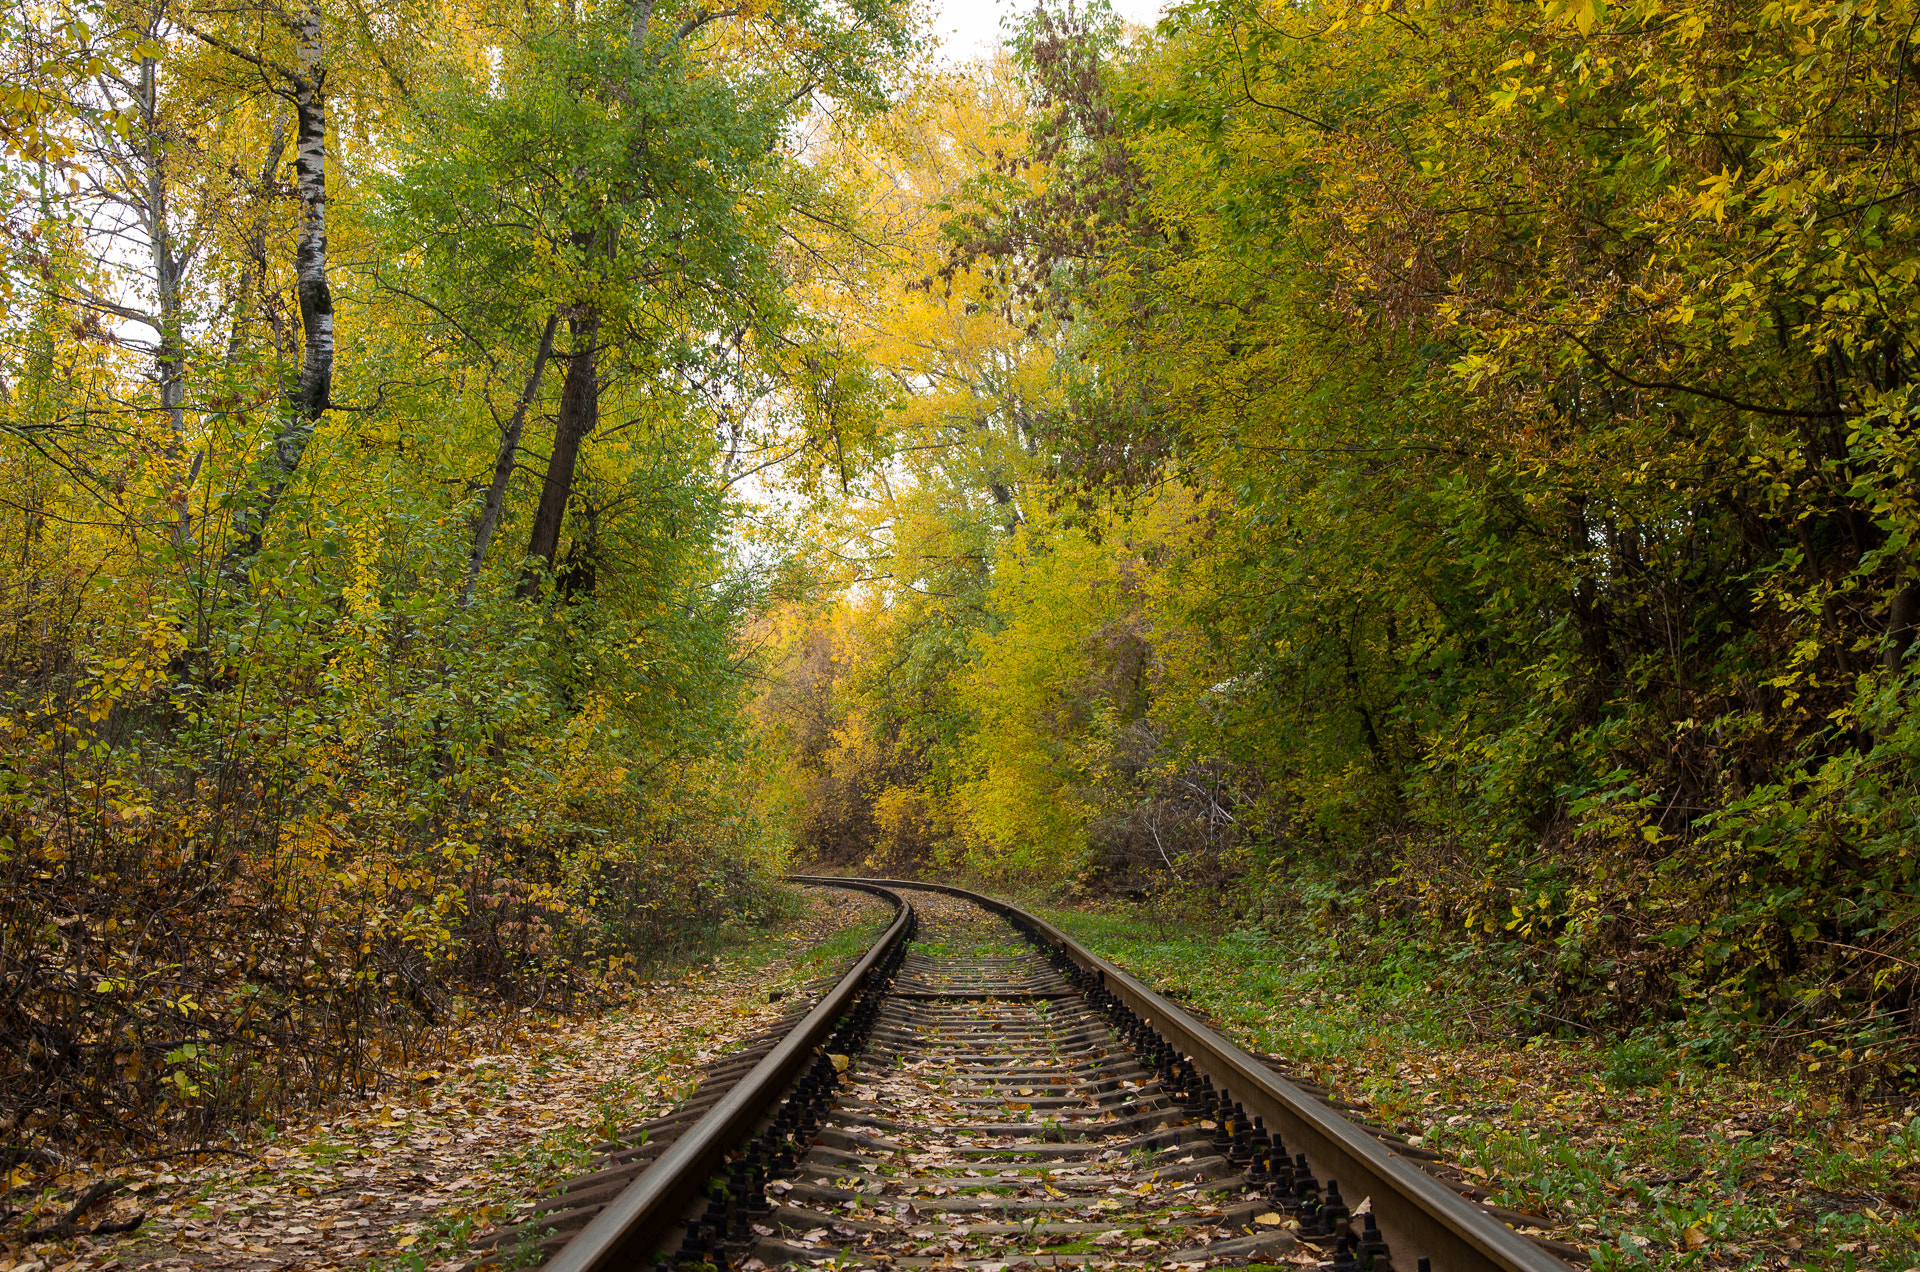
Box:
[473,880,1580,1272]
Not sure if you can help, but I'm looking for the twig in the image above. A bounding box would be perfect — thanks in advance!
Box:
[21,1214,145,1241]
[1524,1007,1597,1035]
[1641,1168,1703,1189]
[97,1146,267,1170]
[19,1178,146,1241]
[1809,939,1920,973]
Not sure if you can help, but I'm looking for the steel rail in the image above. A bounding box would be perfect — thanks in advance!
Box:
[542,880,913,1272]
[793,876,1575,1272]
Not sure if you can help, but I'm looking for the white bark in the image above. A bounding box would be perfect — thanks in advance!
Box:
[229,6,331,559]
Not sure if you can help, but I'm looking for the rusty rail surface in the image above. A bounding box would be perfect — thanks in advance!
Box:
[537,880,914,1272]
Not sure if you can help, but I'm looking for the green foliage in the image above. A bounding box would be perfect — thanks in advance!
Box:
[747,0,1920,1083]
[1604,1033,1668,1092]
[915,0,1920,1078]
[0,0,913,1163]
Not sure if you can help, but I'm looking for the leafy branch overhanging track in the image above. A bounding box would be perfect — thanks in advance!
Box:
[478,882,1581,1272]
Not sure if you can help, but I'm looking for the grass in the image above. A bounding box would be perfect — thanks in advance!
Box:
[804,909,897,973]
[1035,903,1920,1272]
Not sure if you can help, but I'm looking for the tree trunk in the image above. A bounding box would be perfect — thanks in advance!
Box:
[989,481,1020,534]
[1888,581,1918,674]
[228,7,331,564]
[227,115,293,365]
[194,116,289,548]
[122,6,200,546]
[136,49,186,455]
[517,308,599,598]
[629,0,652,72]
[461,314,558,606]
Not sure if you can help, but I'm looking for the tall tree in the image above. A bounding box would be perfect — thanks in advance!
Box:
[187,3,334,559]
[380,0,911,602]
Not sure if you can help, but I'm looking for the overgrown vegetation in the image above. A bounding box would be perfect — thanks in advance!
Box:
[749,0,1920,1090]
[0,891,886,1270]
[0,0,909,1167]
[13,0,1920,1206]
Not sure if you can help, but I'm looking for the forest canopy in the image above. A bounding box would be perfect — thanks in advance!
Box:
[749,0,1920,1085]
[0,0,911,1150]
[5,0,1920,1167]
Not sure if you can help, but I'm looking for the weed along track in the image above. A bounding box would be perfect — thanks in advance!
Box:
[481,882,1580,1272]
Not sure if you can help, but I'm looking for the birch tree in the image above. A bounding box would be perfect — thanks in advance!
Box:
[185,4,334,561]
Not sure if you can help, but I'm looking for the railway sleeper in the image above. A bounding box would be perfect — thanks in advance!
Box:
[481,884,1579,1272]
[664,890,1406,1272]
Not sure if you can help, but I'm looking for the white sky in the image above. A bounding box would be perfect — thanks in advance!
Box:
[927,0,1169,62]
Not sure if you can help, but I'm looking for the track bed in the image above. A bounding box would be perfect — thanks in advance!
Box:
[487,883,1575,1272]
[748,889,1312,1268]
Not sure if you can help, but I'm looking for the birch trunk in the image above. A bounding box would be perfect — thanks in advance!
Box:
[229,7,331,562]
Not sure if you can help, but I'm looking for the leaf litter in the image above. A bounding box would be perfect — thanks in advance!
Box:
[0,887,892,1272]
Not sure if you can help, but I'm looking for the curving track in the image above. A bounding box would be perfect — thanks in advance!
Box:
[474,881,1581,1272]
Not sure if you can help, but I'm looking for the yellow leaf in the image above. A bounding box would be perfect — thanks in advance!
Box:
[1254,1212,1283,1226]
[1682,1226,1707,1248]
[1542,0,1601,34]
[397,1234,418,1248]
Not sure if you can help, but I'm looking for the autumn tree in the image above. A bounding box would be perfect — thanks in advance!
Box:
[0,0,914,1158]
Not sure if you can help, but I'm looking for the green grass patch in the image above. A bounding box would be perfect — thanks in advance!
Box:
[1037,902,1920,1272]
